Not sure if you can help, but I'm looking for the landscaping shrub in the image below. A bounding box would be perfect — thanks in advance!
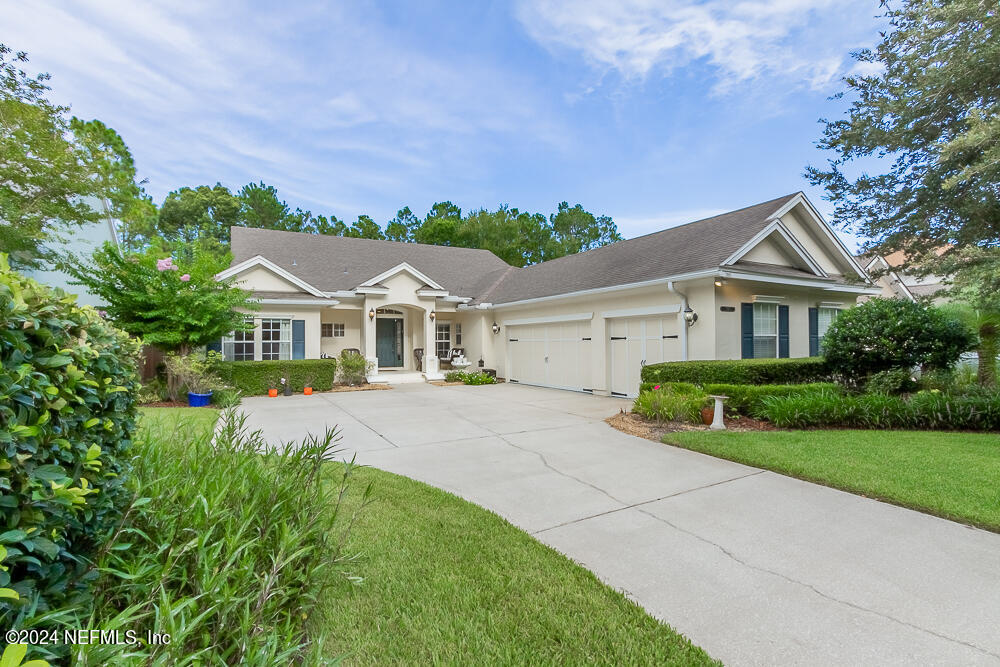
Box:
[338,350,370,385]
[639,381,702,395]
[641,357,831,386]
[0,256,140,620]
[444,370,467,382]
[865,368,918,395]
[213,359,337,395]
[632,386,707,424]
[702,382,840,417]
[462,370,497,385]
[61,411,371,664]
[164,350,227,395]
[760,389,1000,430]
[823,298,974,386]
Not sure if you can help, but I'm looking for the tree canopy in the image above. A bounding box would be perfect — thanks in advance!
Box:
[807,0,999,277]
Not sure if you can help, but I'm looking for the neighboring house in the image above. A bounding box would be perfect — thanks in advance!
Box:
[860,249,948,303]
[217,192,880,397]
[19,197,120,308]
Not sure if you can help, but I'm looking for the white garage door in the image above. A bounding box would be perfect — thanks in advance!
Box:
[609,316,680,397]
[507,321,592,391]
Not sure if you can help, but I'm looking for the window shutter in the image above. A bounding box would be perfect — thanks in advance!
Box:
[778,305,790,358]
[206,339,222,354]
[808,307,819,357]
[741,303,754,359]
[292,320,305,359]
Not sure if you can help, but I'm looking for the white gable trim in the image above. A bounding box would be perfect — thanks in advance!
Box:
[359,262,444,290]
[770,193,870,281]
[722,219,828,277]
[216,255,326,297]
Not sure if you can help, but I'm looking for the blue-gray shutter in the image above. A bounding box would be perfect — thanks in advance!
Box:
[778,305,790,358]
[808,307,819,357]
[741,303,754,359]
[292,319,305,359]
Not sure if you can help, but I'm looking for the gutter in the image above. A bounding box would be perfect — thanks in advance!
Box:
[666,281,690,361]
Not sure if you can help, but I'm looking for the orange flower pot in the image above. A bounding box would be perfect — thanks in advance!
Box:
[268,389,278,397]
[304,387,313,395]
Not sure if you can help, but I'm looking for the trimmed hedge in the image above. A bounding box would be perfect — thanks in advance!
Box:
[761,389,1000,430]
[212,359,338,395]
[641,357,832,386]
[1,256,140,618]
[703,383,840,417]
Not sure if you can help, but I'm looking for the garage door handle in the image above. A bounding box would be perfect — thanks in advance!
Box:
[610,336,626,340]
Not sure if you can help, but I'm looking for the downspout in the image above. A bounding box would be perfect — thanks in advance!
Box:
[666,281,689,361]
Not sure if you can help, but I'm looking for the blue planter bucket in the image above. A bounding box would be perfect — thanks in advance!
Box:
[187,391,213,407]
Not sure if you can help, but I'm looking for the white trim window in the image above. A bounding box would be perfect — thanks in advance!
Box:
[321,323,346,338]
[817,307,840,348]
[222,319,255,362]
[752,303,778,359]
[261,318,291,360]
[435,323,451,359]
[334,323,345,337]
[455,323,462,346]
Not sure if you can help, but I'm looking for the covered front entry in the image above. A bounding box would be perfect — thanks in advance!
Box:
[506,321,592,391]
[376,316,404,368]
[608,316,680,397]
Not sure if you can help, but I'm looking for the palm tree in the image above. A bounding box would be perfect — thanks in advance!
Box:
[940,303,1000,386]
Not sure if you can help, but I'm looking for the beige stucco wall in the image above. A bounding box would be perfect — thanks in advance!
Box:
[741,237,791,265]
[320,307,363,357]
[235,266,305,293]
[780,207,854,276]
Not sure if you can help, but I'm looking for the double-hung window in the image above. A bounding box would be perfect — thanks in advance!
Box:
[752,303,779,359]
[455,323,462,346]
[261,318,291,360]
[435,323,451,359]
[816,307,839,352]
[223,319,255,361]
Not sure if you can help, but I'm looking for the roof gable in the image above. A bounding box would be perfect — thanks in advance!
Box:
[216,255,326,296]
[721,219,827,277]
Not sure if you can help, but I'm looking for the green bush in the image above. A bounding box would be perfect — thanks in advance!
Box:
[0,256,140,620]
[823,298,975,386]
[865,368,918,395]
[213,359,337,395]
[639,381,702,395]
[67,410,371,664]
[703,383,840,417]
[632,387,707,424]
[642,357,831,386]
[338,350,371,385]
[760,389,1000,430]
[462,370,497,385]
[444,370,467,382]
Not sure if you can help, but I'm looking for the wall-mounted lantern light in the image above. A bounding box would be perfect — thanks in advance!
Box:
[714,279,726,287]
[683,305,698,326]
[492,321,501,334]
[368,308,375,321]
[429,310,436,321]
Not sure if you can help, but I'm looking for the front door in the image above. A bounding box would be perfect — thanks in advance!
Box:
[376,318,403,368]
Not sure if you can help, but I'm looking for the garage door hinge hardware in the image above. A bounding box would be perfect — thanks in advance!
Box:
[611,392,628,397]
[508,338,518,342]
[582,388,593,392]
[581,337,591,341]
[663,335,678,339]
[610,336,627,340]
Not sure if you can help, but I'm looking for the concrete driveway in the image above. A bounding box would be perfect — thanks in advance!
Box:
[238,383,1000,666]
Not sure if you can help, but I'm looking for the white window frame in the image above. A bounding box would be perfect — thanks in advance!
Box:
[455,323,462,346]
[817,307,840,350]
[223,318,255,362]
[435,322,451,359]
[321,323,333,338]
[261,318,291,361]
[752,302,779,359]
[333,323,345,337]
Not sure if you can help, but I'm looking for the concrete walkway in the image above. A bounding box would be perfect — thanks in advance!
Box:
[238,383,1000,666]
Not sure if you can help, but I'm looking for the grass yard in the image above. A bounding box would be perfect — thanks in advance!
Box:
[664,430,1000,532]
[321,465,716,665]
[138,405,220,434]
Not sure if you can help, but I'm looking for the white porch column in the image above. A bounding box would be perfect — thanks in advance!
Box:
[362,297,379,380]
[423,305,443,380]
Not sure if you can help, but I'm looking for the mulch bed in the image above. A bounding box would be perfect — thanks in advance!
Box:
[324,384,393,392]
[429,381,466,386]
[605,411,775,443]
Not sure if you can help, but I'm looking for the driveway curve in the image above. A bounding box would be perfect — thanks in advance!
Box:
[238,383,1000,666]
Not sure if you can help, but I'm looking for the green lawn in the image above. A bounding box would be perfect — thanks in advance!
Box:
[665,430,1000,532]
[138,408,715,664]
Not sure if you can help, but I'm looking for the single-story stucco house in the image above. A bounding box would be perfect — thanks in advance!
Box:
[215,192,881,397]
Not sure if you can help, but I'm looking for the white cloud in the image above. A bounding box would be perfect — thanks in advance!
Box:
[515,0,870,92]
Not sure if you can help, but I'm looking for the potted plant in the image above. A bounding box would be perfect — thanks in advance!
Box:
[302,374,315,395]
[281,375,291,396]
[164,353,219,407]
[268,376,279,398]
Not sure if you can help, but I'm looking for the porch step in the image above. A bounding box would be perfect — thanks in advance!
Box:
[372,371,426,385]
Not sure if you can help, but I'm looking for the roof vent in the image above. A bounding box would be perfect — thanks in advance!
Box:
[291,259,297,266]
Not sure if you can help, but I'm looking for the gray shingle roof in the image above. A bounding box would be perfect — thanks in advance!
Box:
[230,227,510,296]
[479,193,799,304]
[229,193,821,304]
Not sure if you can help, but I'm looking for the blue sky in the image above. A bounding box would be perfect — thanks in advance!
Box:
[8,0,884,248]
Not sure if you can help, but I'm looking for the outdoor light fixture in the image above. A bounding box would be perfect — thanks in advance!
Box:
[714,279,726,287]
[368,308,375,321]
[429,311,436,321]
[492,321,501,334]
[683,305,698,326]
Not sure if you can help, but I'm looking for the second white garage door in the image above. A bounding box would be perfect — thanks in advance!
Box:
[608,316,681,397]
[507,321,592,391]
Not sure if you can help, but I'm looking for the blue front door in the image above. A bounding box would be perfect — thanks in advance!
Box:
[376,318,403,368]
